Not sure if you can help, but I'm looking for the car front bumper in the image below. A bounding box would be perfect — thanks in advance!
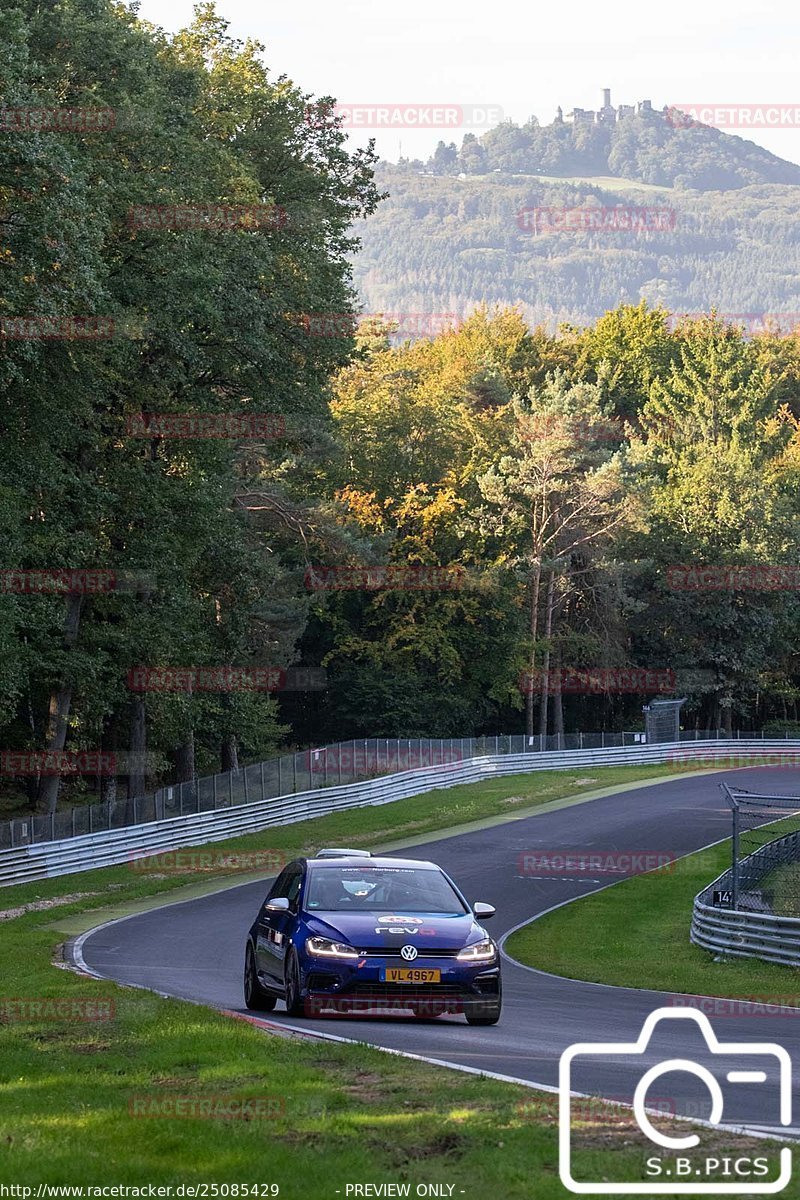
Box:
[298,953,501,1017]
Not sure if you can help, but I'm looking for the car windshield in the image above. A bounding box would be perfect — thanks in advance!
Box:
[305,866,468,914]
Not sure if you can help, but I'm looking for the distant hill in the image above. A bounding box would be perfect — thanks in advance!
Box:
[415,107,800,190]
[352,167,800,329]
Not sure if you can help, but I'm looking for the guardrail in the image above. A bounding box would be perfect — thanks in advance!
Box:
[4,727,793,852]
[691,795,800,967]
[4,731,652,850]
[3,737,799,889]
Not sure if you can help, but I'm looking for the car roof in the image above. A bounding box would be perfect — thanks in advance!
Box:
[305,855,438,870]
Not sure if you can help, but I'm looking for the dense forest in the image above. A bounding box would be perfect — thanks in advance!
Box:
[353,168,800,327]
[2,1,800,819]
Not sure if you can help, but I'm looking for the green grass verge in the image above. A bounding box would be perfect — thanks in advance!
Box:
[506,835,800,998]
[4,762,782,1193]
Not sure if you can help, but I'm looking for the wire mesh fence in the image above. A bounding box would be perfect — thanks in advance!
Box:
[0,726,794,852]
[721,784,800,915]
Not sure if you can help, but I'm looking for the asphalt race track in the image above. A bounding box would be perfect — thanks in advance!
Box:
[74,768,800,1140]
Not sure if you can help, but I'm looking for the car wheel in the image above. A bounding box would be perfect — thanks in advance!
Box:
[466,984,502,1026]
[243,943,277,1012]
[465,1010,501,1026]
[284,948,305,1016]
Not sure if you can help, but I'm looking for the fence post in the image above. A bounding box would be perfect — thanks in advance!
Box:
[579,731,583,750]
[243,769,249,805]
[732,800,740,911]
[72,807,76,838]
[50,811,55,841]
[293,753,297,793]
[213,775,218,810]
[338,744,342,785]
[260,760,266,800]
[133,796,138,825]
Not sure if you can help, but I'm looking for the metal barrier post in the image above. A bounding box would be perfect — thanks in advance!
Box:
[732,798,740,911]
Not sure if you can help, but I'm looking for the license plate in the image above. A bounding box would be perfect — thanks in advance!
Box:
[381,968,441,984]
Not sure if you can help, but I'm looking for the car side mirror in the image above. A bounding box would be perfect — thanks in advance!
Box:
[473,902,496,919]
[264,897,291,913]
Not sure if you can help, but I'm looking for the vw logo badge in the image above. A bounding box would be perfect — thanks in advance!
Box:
[400,944,418,962]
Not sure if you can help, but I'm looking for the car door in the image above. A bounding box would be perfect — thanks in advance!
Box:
[256,864,304,987]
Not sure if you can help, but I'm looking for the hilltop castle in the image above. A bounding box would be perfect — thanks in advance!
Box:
[555,88,658,126]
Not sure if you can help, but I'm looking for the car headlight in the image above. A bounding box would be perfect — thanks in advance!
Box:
[305,936,359,959]
[457,938,497,962]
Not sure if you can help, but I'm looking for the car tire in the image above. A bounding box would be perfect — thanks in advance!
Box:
[284,948,305,1017]
[465,1010,501,1026]
[466,982,502,1026]
[243,943,277,1012]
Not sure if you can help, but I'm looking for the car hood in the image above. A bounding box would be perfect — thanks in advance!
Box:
[304,910,487,952]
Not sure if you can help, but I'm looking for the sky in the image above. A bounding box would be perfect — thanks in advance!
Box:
[133,0,800,168]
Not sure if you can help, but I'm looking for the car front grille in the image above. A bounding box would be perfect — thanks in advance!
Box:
[356,948,462,958]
